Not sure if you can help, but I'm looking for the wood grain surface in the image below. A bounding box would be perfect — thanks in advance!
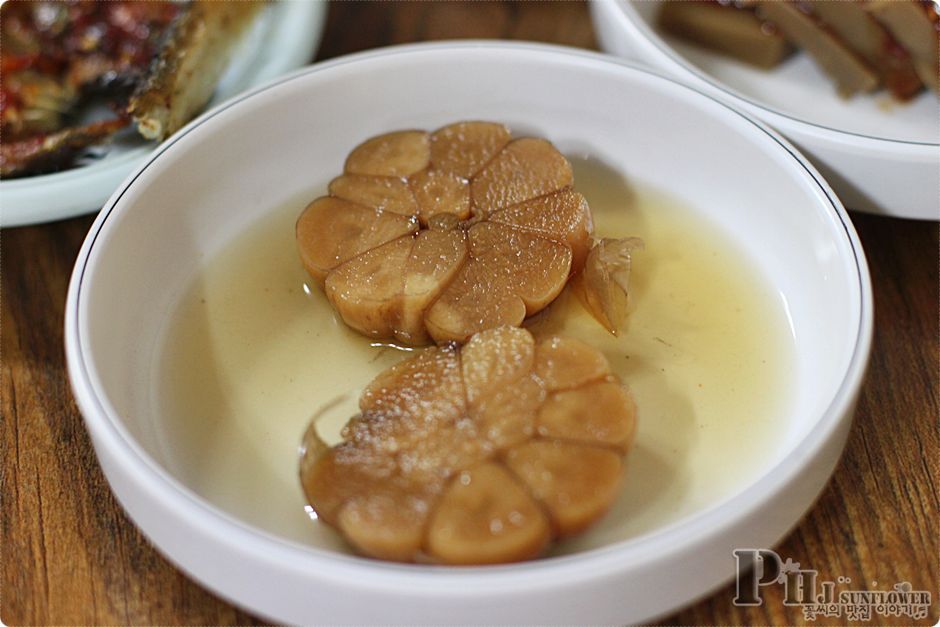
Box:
[2,2,937,625]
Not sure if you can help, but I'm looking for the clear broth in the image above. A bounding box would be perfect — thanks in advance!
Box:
[156,158,795,556]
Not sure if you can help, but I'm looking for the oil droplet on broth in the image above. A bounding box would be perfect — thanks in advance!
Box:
[155,158,795,556]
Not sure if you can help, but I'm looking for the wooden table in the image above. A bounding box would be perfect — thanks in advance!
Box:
[2,2,937,624]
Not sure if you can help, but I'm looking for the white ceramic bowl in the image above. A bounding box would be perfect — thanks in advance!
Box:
[65,42,873,624]
[592,0,940,220]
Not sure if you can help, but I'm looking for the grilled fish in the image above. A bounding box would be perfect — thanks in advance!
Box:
[128,1,266,141]
[0,0,266,178]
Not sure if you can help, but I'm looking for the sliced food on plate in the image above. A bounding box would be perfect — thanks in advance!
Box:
[658,0,939,100]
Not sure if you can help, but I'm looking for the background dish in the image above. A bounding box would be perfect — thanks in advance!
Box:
[0,0,326,228]
[592,0,940,220]
[65,43,872,623]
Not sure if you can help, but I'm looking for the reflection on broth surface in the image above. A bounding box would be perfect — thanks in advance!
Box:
[156,157,795,557]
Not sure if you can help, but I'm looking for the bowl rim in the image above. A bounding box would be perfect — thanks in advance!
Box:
[65,40,874,594]
[606,0,938,149]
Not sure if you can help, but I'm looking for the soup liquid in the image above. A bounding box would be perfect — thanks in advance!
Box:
[156,159,795,555]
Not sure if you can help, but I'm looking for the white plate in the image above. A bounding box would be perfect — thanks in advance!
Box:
[0,0,326,228]
[65,42,872,623]
[592,0,940,220]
